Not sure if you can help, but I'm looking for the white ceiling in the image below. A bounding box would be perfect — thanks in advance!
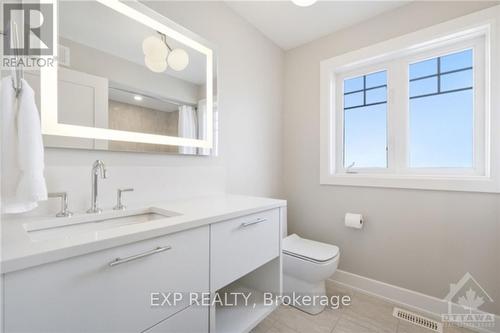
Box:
[226,1,411,50]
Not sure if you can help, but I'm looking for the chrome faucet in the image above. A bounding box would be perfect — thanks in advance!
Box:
[113,188,134,210]
[87,160,107,214]
[49,192,73,217]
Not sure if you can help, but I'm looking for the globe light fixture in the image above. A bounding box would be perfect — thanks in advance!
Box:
[291,0,318,7]
[167,49,189,71]
[142,36,168,60]
[144,55,167,73]
[142,33,189,73]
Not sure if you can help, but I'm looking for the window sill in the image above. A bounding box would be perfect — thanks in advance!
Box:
[320,173,499,193]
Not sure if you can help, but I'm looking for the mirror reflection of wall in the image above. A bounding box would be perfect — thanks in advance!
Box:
[27,1,217,156]
[106,84,214,155]
[107,85,181,154]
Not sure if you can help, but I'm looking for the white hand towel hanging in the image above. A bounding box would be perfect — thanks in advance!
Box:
[1,77,47,214]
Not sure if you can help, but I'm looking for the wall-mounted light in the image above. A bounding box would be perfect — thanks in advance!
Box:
[142,32,189,73]
[291,0,317,7]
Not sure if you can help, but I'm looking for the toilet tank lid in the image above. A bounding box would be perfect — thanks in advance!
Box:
[283,234,339,262]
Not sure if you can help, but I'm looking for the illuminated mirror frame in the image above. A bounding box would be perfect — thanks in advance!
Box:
[41,0,214,149]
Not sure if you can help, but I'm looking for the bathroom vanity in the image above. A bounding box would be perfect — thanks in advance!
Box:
[1,195,286,332]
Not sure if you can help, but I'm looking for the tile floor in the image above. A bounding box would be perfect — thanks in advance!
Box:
[251,281,474,333]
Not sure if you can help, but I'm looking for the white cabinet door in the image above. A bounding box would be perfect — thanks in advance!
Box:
[210,209,280,290]
[143,305,208,333]
[4,226,209,333]
[24,67,108,150]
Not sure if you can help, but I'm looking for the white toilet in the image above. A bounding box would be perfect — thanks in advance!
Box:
[282,234,340,315]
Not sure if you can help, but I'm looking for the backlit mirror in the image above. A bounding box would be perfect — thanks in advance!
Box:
[31,0,217,155]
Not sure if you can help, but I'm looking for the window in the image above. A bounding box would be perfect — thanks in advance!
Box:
[409,50,473,168]
[343,71,387,169]
[320,11,499,192]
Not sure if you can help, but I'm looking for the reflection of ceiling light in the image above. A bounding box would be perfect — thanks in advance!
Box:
[133,95,143,101]
[144,55,168,73]
[291,0,317,6]
[142,32,189,73]
[142,36,168,60]
[167,48,189,71]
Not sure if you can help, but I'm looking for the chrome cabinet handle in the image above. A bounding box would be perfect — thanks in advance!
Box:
[241,217,268,228]
[108,246,171,267]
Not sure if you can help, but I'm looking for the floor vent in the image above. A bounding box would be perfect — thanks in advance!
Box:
[393,307,443,333]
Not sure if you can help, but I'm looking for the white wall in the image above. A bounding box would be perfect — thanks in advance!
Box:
[283,1,500,315]
[144,1,284,197]
[9,1,283,216]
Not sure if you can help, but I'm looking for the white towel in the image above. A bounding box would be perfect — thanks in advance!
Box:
[178,104,198,155]
[196,100,210,156]
[1,76,47,213]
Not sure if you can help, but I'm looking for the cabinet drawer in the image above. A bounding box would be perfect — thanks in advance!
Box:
[143,305,208,333]
[4,226,209,333]
[211,209,280,290]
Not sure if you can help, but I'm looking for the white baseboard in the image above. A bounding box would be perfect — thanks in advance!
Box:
[330,270,499,333]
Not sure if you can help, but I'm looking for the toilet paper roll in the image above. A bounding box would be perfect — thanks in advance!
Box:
[345,213,364,229]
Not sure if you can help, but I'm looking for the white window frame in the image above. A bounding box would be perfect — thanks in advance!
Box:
[320,6,500,193]
[336,64,391,174]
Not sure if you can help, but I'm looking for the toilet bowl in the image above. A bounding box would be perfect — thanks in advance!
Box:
[282,234,339,315]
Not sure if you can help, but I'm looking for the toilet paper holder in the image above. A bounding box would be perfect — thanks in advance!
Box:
[345,213,364,229]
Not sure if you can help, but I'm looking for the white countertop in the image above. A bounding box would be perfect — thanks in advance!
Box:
[1,194,286,274]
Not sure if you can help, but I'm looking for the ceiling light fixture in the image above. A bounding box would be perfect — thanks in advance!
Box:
[167,49,189,71]
[291,0,317,7]
[133,95,143,101]
[144,56,168,73]
[142,32,189,73]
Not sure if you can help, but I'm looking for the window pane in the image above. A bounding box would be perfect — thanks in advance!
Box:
[344,104,387,168]
[441,69,472,91]
[410,77,437,97]
[344,76,363,93]
[410,90,473,168]
[344,92,363,108]
[410,58,437,80]
[343,70,387,169]
[441,49,472,72]
[366,71,386,88]
[366,87,386,104]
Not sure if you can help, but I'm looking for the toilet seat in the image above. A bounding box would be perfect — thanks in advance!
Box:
[283,234,339,264]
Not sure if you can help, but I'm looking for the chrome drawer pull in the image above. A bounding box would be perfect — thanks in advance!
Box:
[241,217,268,228]
[108,246,172,267]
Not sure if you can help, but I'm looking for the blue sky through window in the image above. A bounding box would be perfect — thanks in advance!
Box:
[344,104,387,168]
[343,71,387,168]
[409,49,473,168]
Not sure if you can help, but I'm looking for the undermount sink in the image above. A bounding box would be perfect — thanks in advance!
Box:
[23,207,181,241]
